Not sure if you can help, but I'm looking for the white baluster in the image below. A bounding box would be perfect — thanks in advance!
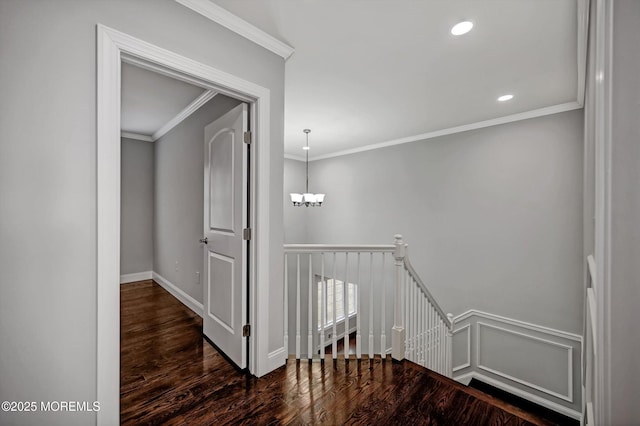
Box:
[332,252,337,359]
[436,320,440,374]
[284,254,288,359]
[438,319,443,374]
[308,254,313,360]
[419,293,424,366]
[296,254,301,359]
[344,252,349,360]
[369,252,374,359]
[380,252,386,358]
[410,279,415,361]
[356,252,362,359]
[405,269,410,359]
[429,303,434,371]
[447,313,454,377]
[320,253,325,361]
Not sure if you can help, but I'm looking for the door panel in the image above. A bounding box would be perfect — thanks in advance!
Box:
[207,251,234,333]
[203,103,248,369]
[208,130,235,233]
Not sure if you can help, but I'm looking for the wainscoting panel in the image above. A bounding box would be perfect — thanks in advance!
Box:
[477,322,572,401]
[452,323,471,372]
[452,310,582,421]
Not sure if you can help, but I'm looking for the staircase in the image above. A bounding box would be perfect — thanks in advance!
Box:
[283,234,453,377]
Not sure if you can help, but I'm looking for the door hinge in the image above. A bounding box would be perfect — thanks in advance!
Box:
[243,131,252,144]
[242,324,251,337]
[243,228,252,240]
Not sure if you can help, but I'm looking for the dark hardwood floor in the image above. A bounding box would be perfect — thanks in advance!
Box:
[121,280,555,425]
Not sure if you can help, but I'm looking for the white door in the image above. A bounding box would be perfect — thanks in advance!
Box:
[202,103,249,369]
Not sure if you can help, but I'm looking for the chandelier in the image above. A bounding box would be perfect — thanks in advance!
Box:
[290,129,325,207]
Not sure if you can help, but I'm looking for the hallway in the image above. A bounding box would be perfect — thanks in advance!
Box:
[120,280,552,425]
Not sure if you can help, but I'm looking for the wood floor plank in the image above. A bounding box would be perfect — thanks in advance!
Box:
[121,280,556,425]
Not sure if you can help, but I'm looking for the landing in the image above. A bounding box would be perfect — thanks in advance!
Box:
[121,280,552,425]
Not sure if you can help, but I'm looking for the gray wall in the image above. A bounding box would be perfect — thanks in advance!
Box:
[299,110,584,334]
[0,1,284,425]
[610,1,640,423]
[121,137,154,275]
[154,95,241,303]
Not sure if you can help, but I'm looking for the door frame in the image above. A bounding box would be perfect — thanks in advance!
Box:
[97,24,273,425]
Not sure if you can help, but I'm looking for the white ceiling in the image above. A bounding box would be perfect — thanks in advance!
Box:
[121,62,207,136]
[210,0,583,159]
[121,1,584,158]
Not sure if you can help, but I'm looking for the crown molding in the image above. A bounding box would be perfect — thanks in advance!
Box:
[122,91,218,143]
[175,0,294,60]
[152,90,218,141]
[306,101,582,162]
[121,131,153,142]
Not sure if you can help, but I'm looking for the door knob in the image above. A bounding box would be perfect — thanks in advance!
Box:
[199,237,208,244]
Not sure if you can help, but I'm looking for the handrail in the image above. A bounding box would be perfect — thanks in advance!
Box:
[403,247,452,328]
[284,244,395,253]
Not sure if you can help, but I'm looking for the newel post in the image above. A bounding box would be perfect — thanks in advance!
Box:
[447,313,454,377]
[392,234,406,361]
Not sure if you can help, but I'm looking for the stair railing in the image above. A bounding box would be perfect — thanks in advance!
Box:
[283,235,453,377]
[394,235,453,377]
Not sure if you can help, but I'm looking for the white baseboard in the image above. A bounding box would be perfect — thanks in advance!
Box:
[120,271,153,284]
[453,371,582,421]
[152,272,203,317]
[453,372,474,386]
[266,347,286,372]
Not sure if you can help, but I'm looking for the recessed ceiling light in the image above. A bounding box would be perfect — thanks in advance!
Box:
[302,146,310,150]
[497,94,514,102]
[451,21,473,36]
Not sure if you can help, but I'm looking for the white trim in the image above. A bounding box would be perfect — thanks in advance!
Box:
[593,1,613,424]
[122,55,245,97]
[151,90,218,141]
[153,272,204,317]
[121,131,153,142]
[120,271,153,284]
[453,309,582,342]
[456,372,583,421]
[96,24,121,426]
[266,347,287,371]
[284,244,395,253]
[174,0,294,60]
[306,102,582,162]
[476,322,574,402]
[452,371,474,386]
[97,24,276,424]
[452,323,471,372]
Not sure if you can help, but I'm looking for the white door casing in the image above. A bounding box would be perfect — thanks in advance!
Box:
[97,24,277,426]
[203,103,249,369]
